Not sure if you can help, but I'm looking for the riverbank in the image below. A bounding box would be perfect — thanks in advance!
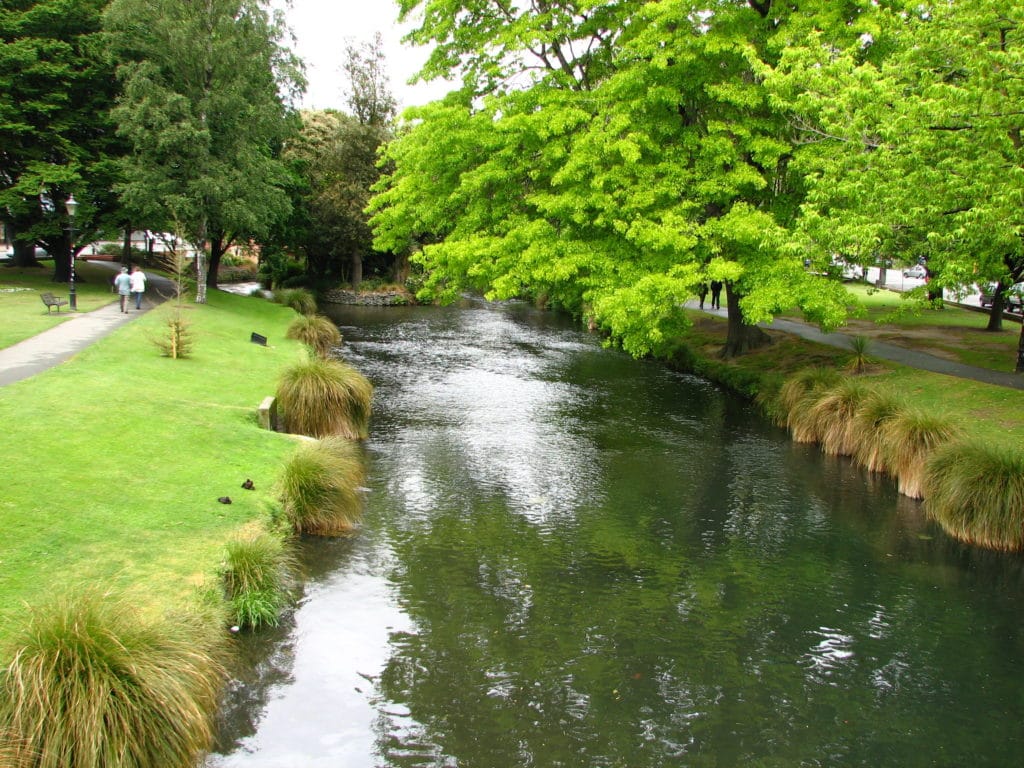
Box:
[0,289,306,645]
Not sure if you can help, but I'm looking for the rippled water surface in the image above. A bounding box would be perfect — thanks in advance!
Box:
[208,300,1024,767]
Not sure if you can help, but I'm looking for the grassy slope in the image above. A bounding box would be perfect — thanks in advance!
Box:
[0,290,306,643]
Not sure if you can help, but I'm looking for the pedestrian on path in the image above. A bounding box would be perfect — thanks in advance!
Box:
[130,265,147,310]
[698,283,709,310]
[113,267,132,313]
[710,280,723,310]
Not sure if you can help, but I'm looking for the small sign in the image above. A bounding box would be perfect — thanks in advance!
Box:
[251,332,267,346]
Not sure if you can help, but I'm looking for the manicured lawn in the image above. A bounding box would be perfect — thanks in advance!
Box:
[0,288,308,644]
[0,261,124,349]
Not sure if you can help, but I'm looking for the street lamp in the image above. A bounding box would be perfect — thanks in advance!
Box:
[65,194,78,310]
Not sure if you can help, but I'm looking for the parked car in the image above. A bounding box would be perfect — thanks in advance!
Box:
[903,263,927,279]
[978,282,1024,311]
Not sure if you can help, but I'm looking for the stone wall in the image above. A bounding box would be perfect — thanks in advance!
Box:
[321,289,413,306]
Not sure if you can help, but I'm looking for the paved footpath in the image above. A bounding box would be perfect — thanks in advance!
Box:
[0,262,173,387]
[690,302,1024,391]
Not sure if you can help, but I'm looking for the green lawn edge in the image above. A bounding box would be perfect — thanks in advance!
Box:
[0,289,307,647]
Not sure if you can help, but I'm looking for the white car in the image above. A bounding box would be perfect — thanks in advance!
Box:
[903,263,927,279]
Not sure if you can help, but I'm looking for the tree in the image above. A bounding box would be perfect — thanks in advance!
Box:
[0,0,123,278]
[104,0,302,301]
[768,0,1024,370]
[373,1,861,358]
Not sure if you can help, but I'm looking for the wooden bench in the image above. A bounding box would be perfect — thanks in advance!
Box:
[40,292,69,313]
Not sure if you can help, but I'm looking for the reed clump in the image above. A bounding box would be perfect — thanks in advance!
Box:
[0,592,225,768]
[850,389,905,474]
[273,288,317,316]
[286,314,342,358]
[805,378,871,456]
[878,408,962,499]
[221,527,296,630]
[924,442,1024,551]
[776,367,842,442]
[276,356,373,439]
[279,437,366,536]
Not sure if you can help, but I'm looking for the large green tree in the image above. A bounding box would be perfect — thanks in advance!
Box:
[768,0,1024,370]
[103,0,302,300]
[0,0,122,278]
[372,1,863,357]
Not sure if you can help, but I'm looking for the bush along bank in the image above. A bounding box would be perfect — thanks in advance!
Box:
[662,333,1024,552]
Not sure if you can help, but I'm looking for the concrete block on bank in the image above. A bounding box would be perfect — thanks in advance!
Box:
[258,396,278,431]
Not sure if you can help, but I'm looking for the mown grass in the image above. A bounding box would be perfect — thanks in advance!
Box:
[0,288,307,646]
[0,261,125,349]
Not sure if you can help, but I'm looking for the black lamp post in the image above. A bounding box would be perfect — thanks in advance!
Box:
[65,194,78,310]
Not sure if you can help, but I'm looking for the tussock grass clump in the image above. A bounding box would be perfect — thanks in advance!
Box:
[222,528,296,630]
[850,390,905,474]
[276,356,373,439]
[779,368,843,443]
[273,288,317,316]
[279,437,366,536]
[286,314,342,358]
[846,335,872,374]
[924,442,1024,551]
[879,409,962,499]
[807,378,872,456]
[0,593,225,768]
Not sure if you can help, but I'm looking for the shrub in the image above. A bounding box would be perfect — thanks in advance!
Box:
[0,592,225,768]
[153,314,194,359]
[846,335,872,374]
[776,367,842,436]
[221,528,296,630]
[273,288,317,316]
[286,314,342,358]
[279,437,366,535]
[879,409,962,499]
[850,390,905,474]
[807,378,872,456]
[276,357,373,439]
[924,442,1024,551]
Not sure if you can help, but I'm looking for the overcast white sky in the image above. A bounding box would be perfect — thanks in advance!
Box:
[278,0,452,112]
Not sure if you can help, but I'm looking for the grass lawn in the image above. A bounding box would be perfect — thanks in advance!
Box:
[834,283,1023,373]
[0,261,125,349]
[0,288,308,646]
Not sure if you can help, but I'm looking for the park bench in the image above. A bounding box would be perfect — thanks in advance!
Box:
[40,292,69,313]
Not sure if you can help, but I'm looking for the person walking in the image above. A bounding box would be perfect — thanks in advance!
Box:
[113,267,132,313]
[698,283,709,310]
[129,265,147,310]
[710,280,723,310]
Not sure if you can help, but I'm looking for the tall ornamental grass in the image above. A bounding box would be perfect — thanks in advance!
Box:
[221,527,296,630]
[0,593,225,768]
[879,409,962,499]
[805,378,872,456]
[279,437,366,536]
[850,390,905,474]
[779,367,842,443]
[276,356,373,439]
[273,288,317,316]
[286,314,342,358]
[924,442,1024,551]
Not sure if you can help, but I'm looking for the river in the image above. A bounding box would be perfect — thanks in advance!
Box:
[207,299,1024,767]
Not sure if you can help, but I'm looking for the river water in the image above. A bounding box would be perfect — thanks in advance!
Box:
[207,299,1024,767]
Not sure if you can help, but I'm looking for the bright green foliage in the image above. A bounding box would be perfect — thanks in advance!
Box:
[0,592,225,768]
[103,0,302,298]
[373,1,864,358]
[0,0,122,276]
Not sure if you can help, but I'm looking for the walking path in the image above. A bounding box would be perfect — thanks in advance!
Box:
[689,302,1024,390]
[0,262,174,387]
[1,279,1021,389]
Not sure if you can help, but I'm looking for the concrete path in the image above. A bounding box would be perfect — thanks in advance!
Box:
[0,262,173,387]
[690,302,1024,391]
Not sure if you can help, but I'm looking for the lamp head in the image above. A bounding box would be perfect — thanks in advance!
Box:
[65,194,78,218]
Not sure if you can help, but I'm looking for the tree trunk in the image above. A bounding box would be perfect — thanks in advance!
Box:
[1017,322,1024,373]
[206,235,224,289]
[7,221,41,267]
[351,251,363,290]
[122,226,132,267]
[392,252,409,284]
[720,284,771,358]
[986,296,1005,331]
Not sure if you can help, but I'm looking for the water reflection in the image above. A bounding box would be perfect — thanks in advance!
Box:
[208,301,1024,767]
